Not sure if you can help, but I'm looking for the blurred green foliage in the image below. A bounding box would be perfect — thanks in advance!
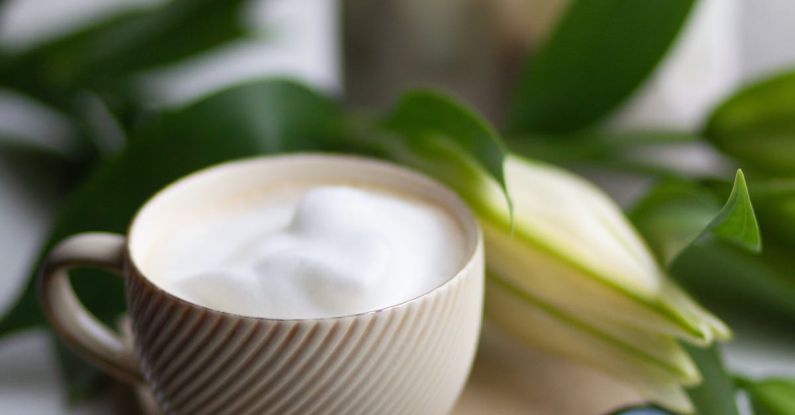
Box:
[740,377,795,415]
[637,171,757,415]
[0,0,249,116]
[705,71,795,176]
[661,172,759,415]
[508,0,695,133]
[0,0,260,398]
[631,179,795,327]
[0,80,344,336]
[0,78,344,397]
[680,344,739,415]
[382,91,511,213]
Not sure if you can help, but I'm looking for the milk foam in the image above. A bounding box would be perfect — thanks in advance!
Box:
[146,185,466,318]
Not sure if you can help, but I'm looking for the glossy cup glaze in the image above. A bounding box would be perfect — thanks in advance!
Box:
[40,154,484,415]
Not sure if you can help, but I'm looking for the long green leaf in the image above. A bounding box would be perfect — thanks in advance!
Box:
[638,171,761,415]
[632,171,763,415]
[507,0,695,134]
[742,178,795,251]
[0,15,123,114]
[507,131,706,179]
[507,131,699,166]
[671,243,795,326]
[383,90,511,213]
[0,79,343,396]
[631,177,795,325]
[704,71,795,175]
[741,378,795,415]
[81,0,249,81]
[1,0,249,96]
[630,179,721,265]
[679,344,740,415]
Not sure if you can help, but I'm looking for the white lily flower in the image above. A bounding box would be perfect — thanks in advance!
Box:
[378,91,730,412]
[474,155,729,413]
[390,141,729,412]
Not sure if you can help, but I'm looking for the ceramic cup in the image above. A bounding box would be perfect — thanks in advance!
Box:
[39,154,484,415]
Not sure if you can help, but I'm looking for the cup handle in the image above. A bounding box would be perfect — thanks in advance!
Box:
[39,232,143,384]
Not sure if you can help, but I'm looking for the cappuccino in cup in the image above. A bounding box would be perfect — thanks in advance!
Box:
[142,184,468,319]
[40,154,483,415]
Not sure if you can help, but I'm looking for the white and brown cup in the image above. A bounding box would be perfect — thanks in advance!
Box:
[39,154,484,415]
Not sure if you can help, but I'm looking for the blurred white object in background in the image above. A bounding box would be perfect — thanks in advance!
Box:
[741,0,795,79]
[487,0,795,132]
[609,0,742,131]
[136,0,340,107]
[0,0,165,52]
[610,0,795,130]
[0,91,76,154]
[477,0,741,131]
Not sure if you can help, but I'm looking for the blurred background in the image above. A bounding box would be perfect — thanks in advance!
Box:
[1,0,794,413]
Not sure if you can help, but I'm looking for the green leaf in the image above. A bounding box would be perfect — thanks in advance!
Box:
[508,131,699,165]
[697,170,761,253]
[81,0,250,80]
[671,243,795,327]
[632,171,766,415]
[630,179,721,264]
[636,175,795,327]
[508,131,703,183]
[383,90,511,213]
[741,378,795,415]
[507,0,695,134]
[0,79,343,396]
[744,178,795,250]
[1,0,249,95]
[1,12,141,96]
[631,177,795,325]
[680,344,740,415]
[704,71,795,175]
[661,173,761,415]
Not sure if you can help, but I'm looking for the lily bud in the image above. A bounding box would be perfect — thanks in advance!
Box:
[377,92,730,413]
[392,145,729,413]
[475,155,729,413]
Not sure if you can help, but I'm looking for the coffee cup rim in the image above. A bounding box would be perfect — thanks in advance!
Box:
[125,153,483,322]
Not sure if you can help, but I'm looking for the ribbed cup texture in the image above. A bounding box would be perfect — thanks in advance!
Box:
[125,249,483,415]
